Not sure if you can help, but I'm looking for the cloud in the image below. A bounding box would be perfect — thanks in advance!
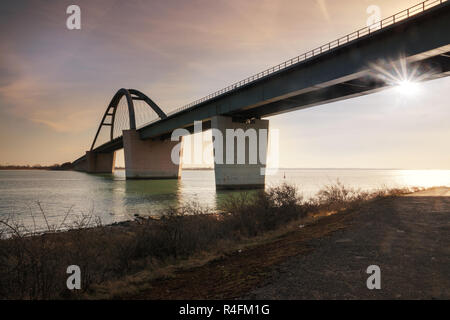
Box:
[30,108,98,133]
[316,0,331,22]
[0,72,100,133]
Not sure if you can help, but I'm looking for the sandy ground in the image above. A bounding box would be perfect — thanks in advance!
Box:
[245,187,450,299]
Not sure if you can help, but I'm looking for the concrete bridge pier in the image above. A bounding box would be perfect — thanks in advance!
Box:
[122,129,181,179]
[86,151,116,173]
[211,115,269,190]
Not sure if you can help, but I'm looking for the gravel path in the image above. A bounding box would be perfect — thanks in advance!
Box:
[245,187,450,299]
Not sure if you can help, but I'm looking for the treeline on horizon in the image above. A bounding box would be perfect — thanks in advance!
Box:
[0,162,72,171]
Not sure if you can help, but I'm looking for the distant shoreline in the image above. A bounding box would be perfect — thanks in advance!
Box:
[1,167,447,171]
[0,162,72,171]
[0,167,60,171]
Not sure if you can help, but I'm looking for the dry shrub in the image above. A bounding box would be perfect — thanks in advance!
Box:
[132,203,221,260]
[219,183,306,237]
[312,180,414,212]
[312,180,369,211]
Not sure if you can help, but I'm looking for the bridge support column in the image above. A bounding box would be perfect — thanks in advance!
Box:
[211,116,269,190]
[123,129,181,179]
[86,151,116,174]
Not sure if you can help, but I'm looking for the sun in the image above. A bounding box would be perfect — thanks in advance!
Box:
[395,80,420,95]
[369,57,434,97]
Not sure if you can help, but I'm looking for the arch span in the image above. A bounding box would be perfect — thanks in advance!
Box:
[90,88,166,151]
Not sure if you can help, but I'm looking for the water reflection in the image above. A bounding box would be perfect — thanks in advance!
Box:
[124,178,181,215]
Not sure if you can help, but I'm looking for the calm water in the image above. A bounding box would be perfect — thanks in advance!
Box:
[0,169,449,231]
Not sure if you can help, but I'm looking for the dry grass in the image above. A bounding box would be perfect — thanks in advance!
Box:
[0,182,415,299]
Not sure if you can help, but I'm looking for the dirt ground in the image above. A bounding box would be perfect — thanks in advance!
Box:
[245,187,450,299]
[114,187,449,300]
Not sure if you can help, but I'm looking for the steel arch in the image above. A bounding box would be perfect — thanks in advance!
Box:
[90,88,167,151]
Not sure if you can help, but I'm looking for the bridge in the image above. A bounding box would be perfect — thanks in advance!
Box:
[72,0,450,189]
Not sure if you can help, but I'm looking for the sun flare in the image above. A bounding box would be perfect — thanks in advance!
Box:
[395,80,420,95]
[369,57,434,97]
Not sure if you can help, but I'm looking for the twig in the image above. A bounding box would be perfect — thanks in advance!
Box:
[58,205,74,230]
[37,201,51,232]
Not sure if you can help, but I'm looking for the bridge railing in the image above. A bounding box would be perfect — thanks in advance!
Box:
[142,0,447,127]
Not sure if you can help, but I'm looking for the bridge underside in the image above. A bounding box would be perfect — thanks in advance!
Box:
[233,53,450,120]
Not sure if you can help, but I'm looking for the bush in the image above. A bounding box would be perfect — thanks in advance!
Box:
[218,183,306,237]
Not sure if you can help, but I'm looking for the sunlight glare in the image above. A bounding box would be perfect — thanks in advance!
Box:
[395,80,420,95]
[369,57,433,98]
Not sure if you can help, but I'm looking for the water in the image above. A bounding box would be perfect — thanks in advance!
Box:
[0,169,449,232]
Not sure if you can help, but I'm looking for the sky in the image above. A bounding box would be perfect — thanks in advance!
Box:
[0,0,449,169]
